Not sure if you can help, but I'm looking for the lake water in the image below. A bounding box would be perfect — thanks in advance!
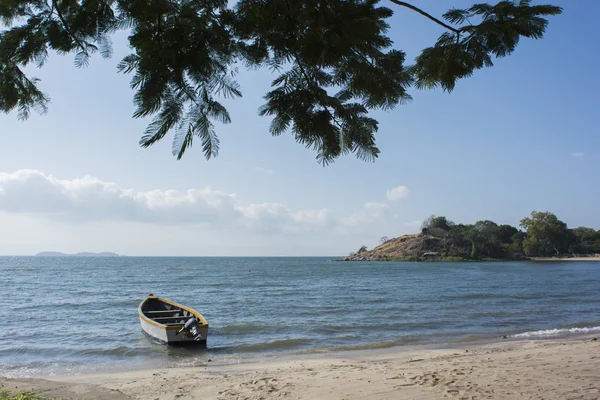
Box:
[1,257,599,378]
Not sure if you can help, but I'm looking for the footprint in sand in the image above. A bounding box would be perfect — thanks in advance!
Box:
[219,376,294,399]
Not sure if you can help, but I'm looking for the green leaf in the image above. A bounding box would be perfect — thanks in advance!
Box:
[74,50,90,68]
[0,0,563,164]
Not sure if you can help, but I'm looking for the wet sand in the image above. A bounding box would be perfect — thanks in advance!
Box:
[2,335,599,399]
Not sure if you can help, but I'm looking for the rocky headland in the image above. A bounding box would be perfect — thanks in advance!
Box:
[337,232,444,261]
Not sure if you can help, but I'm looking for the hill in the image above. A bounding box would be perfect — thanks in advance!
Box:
[337,232,446,261]
[338,211,600,262]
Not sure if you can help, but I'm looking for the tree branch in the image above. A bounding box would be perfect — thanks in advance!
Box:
[292,53,341,129]
[282,0,339,124]
[322,0,378,68]
[51,0,86,50]
[388,0,460,34]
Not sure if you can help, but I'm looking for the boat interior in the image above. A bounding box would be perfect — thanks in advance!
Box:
[141,298,195,326]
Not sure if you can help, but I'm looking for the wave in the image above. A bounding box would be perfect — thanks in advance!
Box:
[511,326,600,338]
[218,324,269,335]
[79,346,145,357]
[0,345,146,358]
[205,282,236,288]
[234,338,311,352]
[438,293,511,301]
[324,341,398,352]
[293,338,420,355]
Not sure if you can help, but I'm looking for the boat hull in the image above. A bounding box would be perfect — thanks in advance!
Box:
[138,296,209,345]
[139,315,208,344]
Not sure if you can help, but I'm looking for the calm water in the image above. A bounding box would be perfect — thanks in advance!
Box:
[1,257,599,377]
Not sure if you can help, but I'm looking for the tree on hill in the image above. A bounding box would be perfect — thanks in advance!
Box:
[422,215,454,232]
[425,218,528,259]
[519,211,569,257]
[496,224,519,244]
[568,227,600,254]
[508,231,526,256]
[344,210,596,261]
[0,1,562,163]
[468,220,502,259]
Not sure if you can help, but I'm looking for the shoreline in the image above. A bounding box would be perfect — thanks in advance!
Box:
[3,325,600,378]
[2,334,599,399]
[337,256,600,262]
[5,325,599,380]
[529,256,600,262]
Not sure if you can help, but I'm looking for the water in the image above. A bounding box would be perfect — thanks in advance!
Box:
[1,257,599,377]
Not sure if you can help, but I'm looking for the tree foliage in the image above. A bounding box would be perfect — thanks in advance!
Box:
[434,219,519,259]
[422,215,454,231]
[416,211,599,260]
[0,0,562,162]
[519,211,569,257]
[568,227,600,254]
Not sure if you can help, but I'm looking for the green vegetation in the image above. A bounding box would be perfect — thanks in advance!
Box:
[520,211,569,256]
[0,1,561,163]
[340,211,599,262]
[0,386,50,400]
[422,211,600,260]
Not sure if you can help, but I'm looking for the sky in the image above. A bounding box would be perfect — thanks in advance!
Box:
[0,0,598,256]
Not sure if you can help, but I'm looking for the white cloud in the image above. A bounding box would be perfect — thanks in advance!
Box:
[571,152,584,158]
[293,209,333,226]
[254,167,275,175]
[238,202,289,220]
[0,170,419,255]
[339,202,391,233]
[0,170,239,224]
[386,185,410,201]
[235,203,333,235]
[364,202,390,218]
[0,170,349,236]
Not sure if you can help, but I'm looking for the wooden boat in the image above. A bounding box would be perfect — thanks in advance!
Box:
[138,294,208,345]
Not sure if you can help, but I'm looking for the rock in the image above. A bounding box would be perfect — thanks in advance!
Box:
[335,232,444,262]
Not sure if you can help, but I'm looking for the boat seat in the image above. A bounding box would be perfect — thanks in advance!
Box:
[146,310,182,314]
[152,315,193,321]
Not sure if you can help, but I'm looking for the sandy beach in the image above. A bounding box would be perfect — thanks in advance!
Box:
[529,257,600,262]
[2,336,599,400]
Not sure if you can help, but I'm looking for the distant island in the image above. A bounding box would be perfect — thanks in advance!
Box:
[339,211,600,262]
[34,251,120,257]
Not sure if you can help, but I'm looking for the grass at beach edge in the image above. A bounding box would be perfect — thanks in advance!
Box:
[0,385,54,400]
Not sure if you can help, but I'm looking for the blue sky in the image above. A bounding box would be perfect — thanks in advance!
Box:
[0,0,598,256]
